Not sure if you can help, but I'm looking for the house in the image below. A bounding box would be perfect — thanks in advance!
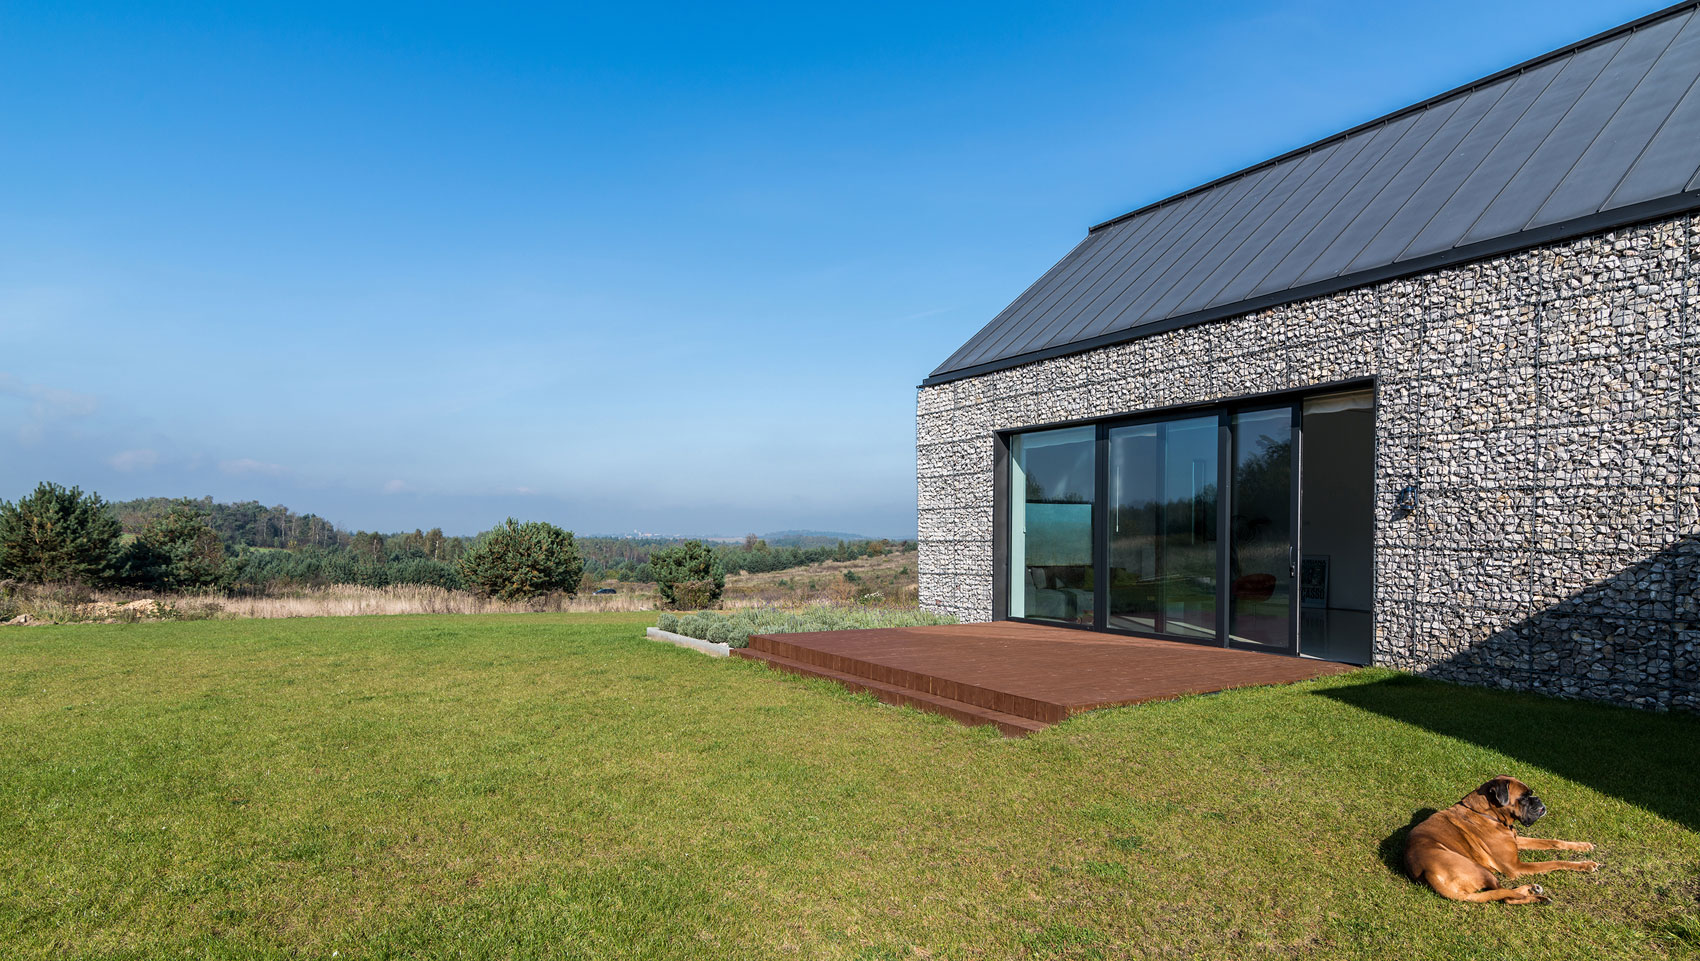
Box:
[917,3,1699,711]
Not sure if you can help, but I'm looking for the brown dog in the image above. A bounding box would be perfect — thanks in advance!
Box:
[1404,776,1598,904]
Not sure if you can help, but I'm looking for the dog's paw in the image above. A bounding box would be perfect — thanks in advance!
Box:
[1514,883,1552,904]
[1567,841,1595,852]
[1577,860,1600,873]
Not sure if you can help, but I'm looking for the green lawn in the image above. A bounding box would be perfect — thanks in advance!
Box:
[2,613,1696,960]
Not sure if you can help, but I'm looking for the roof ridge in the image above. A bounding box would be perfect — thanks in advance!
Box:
[926,1,1700,386]
[1086,1,1700,235]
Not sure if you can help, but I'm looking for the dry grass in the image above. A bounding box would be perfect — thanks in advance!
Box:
[217,583,660,618]
[0,551,921,627]
[0,581,661,624]
[721,547,920,608]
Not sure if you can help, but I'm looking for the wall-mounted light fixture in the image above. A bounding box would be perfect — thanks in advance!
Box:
[1395,484,1420,514]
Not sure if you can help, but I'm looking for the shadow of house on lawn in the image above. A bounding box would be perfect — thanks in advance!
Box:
[1324,675,1700,832]
[1323,533,1700,831]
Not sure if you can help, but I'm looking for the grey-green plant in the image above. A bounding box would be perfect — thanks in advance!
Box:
[655,605,957,649]
[707,619,743,647]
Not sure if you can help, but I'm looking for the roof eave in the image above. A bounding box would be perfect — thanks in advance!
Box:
[919,190,1700,389]
[1083,1,1700,237]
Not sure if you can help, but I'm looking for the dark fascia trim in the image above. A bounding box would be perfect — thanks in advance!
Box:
[1083,2,1700,236]
[920,193,1699,388]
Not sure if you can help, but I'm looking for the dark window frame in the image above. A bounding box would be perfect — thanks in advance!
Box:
[992,376,1375,652]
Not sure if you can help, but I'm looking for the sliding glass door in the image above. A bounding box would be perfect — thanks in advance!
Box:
[1227,407,1297,653]
[1008,426,1096,625]
[1106,415,1218,639]
[1003,394,1322,655]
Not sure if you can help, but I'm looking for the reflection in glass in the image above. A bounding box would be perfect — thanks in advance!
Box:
[1298,389,1375,664]
[1008,426,1095,624]
[1106,416,1218,637]
[1229,408,1293,648]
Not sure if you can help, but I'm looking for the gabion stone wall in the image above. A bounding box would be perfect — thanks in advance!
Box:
[917,212,1696,712]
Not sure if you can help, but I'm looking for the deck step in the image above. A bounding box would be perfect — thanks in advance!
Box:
[732,647,1048,737]
[746,632,1063,723]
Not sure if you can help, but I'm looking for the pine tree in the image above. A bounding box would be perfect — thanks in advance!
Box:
[130,503,230,591]
[649,540,725,608]
[457,519,583,600]
[0,482,122,585]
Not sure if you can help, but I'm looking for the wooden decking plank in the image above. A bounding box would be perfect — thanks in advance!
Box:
[736,622,1354,736]
[732,647,1048,737]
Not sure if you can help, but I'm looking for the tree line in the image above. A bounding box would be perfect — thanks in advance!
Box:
[0,483,578,598]
[606,535,911,583]
[109,496,472,560]
[0,483,912,600]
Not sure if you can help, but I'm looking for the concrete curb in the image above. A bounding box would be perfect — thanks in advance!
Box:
[645,626,732,658]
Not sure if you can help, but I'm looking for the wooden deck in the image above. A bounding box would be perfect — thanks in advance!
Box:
[733,621,1355,736]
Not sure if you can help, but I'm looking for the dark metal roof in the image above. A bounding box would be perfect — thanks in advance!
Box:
[927,2,1700,386]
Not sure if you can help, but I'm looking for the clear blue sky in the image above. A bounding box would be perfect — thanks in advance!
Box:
[0,0,1660,537]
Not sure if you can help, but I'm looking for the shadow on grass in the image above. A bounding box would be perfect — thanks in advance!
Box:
[1378,807,1438,879]
[1319,674,1700,832]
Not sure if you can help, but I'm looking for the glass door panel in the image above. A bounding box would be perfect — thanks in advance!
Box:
[1008,426,1096,625]
[1106,415,1218,638]
[1229,407,1295,651]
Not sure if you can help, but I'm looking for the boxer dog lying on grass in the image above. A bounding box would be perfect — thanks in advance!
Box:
[1404,775,1599,904]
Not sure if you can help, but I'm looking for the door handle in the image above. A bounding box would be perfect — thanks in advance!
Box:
[1289,546,1296,578]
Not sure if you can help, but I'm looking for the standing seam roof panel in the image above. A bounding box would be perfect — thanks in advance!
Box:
[964,194,1197,369]
[1012,186,1239,356]
[990,197,1201,362]
[945,220,1129,372]
[1170,142,1353,316]
[1460,18,1684,245]
[1399,38,1624,261]
[1284,100,1468,290]
[1207,121,1403,309]
[1302,81,1512,285]
[1536,10,1700,225]
[928,2,1700,384]
[1604,60,1700,206]
[1253,113,1443,294]
[1003,209,1198,359]
[1038,167,1278,352]
[1144,147,1321,320]
[1111,164,1303,331]
[1071,165,1299,344]
[1105,159,1332,338]
[931,231,1104,374]
[1343,62,1563,274]
[961,208,1171,369]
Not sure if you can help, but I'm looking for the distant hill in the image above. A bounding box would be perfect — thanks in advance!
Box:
[96,495,900,565]
[760,530,873,545]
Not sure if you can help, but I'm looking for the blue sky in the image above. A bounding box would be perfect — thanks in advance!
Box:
[0,0,1659,537]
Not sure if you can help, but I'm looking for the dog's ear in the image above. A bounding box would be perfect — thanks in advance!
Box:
[1485,779,1510,807]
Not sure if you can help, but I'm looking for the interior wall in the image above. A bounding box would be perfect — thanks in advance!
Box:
[1300,408,1373,612]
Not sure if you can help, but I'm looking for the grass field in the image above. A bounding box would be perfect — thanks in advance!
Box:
[1,613,1696,960]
